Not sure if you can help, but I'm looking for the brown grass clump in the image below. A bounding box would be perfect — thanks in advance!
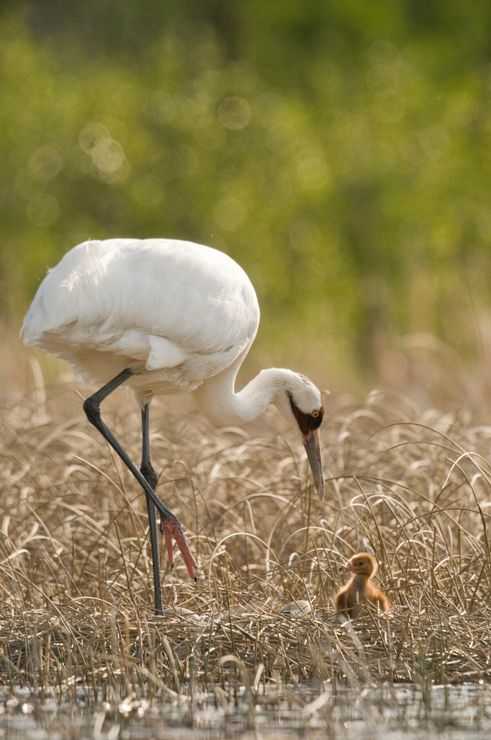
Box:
[2,357,491,732]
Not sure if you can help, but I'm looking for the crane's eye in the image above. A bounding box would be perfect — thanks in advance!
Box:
[311,410,320,418]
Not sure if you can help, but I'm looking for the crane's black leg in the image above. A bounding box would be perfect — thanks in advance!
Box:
[83,368,197,611]
[140,403,163,616]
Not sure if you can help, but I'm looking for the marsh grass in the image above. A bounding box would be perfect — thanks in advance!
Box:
[2,355,491,735]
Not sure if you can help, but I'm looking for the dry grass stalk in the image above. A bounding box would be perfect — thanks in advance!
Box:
[2,366,491,726]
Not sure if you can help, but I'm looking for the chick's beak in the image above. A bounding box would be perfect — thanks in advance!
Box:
[303,428,324,499]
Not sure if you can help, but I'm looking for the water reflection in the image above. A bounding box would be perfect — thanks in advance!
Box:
[1,683,490,737]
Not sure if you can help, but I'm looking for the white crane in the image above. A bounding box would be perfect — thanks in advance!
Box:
[21,238,325,615]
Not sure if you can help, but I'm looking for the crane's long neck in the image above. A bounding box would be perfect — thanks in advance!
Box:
[193,363,287,427]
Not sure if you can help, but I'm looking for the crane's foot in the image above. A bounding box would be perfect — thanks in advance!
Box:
[160,516,197,581]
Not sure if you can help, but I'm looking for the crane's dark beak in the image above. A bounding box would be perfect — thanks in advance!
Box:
[303,429,324,499]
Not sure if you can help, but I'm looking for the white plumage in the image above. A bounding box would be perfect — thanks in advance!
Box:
[22,238,325,614]
[22,238,259,397]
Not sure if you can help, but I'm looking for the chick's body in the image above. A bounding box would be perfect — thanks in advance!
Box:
[335,552,390,619]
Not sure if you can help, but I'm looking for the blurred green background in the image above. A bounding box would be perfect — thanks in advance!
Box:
[2,0,491,389]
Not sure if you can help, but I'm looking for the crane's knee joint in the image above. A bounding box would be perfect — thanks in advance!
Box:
[83,396,101,422]
[141,461,158,490]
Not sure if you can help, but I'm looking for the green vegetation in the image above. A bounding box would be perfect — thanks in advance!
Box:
[2,1,491,383]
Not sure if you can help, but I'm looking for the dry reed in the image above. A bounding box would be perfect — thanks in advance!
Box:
[2,354,491,734]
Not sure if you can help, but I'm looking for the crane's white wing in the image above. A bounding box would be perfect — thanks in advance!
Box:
[22,239,260,390]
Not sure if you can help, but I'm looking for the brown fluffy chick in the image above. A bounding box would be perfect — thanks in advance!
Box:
[335,552,390,619]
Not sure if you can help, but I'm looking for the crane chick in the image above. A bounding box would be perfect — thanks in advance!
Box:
[335,552,390,619]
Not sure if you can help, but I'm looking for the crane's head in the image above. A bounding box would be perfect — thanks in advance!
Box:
[275,371,325,499]
[347,552,377,577]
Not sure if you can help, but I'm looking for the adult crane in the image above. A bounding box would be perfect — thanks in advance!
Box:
[22,238,325,614]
